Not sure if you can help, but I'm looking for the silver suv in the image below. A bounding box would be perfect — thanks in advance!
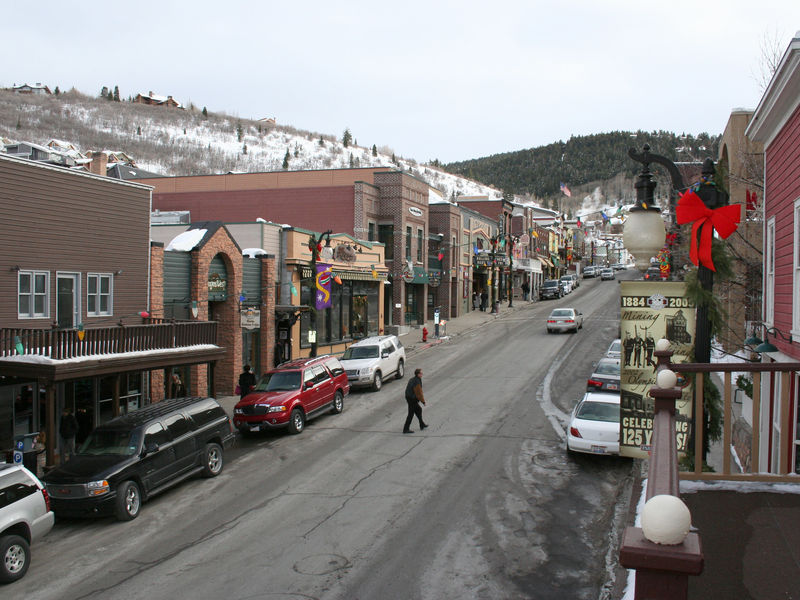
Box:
[0,464,54,583]
[340,335,406,391]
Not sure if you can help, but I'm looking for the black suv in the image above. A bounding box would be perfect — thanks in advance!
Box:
[43,397,235,521]
[540,279,563,300]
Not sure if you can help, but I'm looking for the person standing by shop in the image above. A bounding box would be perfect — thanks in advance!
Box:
[472,291,480,311]
[59,408,78,463]
[170,372,186,398]
[403,368,428,434]
[480,289,488,312]
[238,365,257,400]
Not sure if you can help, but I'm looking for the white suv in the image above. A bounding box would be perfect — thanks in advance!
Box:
[340,335,406,391]
[0,464,54,583]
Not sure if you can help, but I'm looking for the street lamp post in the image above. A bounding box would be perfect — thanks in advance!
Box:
[308,229,333,358]
[507,235,517,308]
[490,235,499,313]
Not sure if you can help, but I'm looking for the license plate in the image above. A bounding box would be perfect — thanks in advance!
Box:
[590,445,607,454]
[607,384,619,390]
[249,425,261,432]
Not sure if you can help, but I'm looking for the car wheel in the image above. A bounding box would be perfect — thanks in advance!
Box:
[396,360,405,380]
[0,534,30,583]
[288,408,305,434]
[115,480,141,521]
[331,390,344,414]
[201,442,223,477]
[372,371,382,392]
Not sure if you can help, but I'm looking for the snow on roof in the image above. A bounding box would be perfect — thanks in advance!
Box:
[1,344,219,365]
[166,228,207,251]
[243,248,267,257]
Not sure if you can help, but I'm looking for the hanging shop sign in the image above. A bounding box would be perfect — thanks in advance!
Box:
[333,244,357,263]
[208,273,227,294]
[408,206,423,217]
[402,263,414,283]
[428,271,441,287]
[240,307,261,330]
[619,281,695,460]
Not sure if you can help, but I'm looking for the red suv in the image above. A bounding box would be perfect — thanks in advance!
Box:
[233,356,349,435]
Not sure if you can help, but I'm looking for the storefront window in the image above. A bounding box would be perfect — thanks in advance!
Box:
[300,279,377,346]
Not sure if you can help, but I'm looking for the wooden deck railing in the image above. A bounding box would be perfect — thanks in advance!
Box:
[620,346,800,599]
[0,321,218,360]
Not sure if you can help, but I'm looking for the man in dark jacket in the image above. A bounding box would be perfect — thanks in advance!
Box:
[59,407,79,463]
[238,365,257,400]
[403,368,428,434]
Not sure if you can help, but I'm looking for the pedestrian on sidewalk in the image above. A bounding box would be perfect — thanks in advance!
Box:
[59,407,78,463]
[238,364,257,399]
[521,280,530,301]
[472,291,480,311]
[403,368,428,434]
[480,289,488,312]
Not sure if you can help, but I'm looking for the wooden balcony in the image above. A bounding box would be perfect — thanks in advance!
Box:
[620,349,800,600]
[0,320,219,360]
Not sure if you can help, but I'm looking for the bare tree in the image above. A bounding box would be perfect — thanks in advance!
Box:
[753,28,785,93]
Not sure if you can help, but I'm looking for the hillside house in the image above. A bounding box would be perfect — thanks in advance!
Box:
[133,91,183,109]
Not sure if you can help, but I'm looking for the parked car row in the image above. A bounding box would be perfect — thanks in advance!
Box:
[566,339,622,456]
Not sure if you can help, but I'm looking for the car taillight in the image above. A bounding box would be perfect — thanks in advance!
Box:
[569,426,582,438]
[565,319,574,323]
[41,487,51,512]
[547,320,556,323]
[587,379,602,388]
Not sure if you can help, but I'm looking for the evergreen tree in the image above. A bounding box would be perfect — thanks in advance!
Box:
[318,137,325,147]
[16,117,21,130]
[100,86,109,99]
[391,153,396,164]
[342,128,352,148]
[236,122,243,142]
[107,89,114,101]
[202,106,208,118]
[54,86,60,95]
[372,144,378,157]
[137,126,142,135]
[349,153,354,168]
[113,86,120,102]
[283,149,290,169]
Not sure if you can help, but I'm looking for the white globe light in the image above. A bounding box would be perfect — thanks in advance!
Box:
[641,494,691,545]
[623,209,666,271]
[656,369,677,389]
[655,338,670,352]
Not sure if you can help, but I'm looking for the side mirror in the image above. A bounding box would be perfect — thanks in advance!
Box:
[381,351,390,358]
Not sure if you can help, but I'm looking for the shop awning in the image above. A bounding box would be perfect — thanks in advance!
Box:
[538,256,553,268]
[301,267,388,281]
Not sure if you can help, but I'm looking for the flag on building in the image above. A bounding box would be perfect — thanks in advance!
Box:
[560,182,572,197]
[600,211,609,223]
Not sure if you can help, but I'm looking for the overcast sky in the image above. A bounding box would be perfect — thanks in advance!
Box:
[5,1,799,163]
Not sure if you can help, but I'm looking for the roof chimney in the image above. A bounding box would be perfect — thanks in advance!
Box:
[89,152,108,176]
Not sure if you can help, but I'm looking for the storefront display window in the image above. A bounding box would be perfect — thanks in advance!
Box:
[300,279,378,347]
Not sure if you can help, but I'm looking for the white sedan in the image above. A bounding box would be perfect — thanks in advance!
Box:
[566,392,620,455]
[546,308,583,333]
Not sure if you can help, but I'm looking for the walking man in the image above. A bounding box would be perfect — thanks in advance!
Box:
[403,368,428,434]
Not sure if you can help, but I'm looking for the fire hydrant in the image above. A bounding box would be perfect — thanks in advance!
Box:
[422,326,428,342]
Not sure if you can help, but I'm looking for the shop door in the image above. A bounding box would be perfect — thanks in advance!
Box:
[405,286,419,325]
[352,295,368,338]
[57,273,80,329]
[64,379,95,446]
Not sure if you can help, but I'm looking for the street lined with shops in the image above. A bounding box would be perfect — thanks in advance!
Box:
[15,272,636,600]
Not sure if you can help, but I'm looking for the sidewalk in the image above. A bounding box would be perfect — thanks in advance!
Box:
[396,298,536,355]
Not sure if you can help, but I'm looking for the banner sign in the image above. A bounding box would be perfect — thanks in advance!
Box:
[315,263,332,310]
[619,281,695,459]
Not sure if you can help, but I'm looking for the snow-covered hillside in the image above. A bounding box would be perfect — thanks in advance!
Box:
[0,90,502,201]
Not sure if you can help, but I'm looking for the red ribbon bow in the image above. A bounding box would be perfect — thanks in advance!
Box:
[676,189,741,271]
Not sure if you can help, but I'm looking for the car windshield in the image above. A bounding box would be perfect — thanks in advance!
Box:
[576,401,620,423]
[78,428,140,456]
[342,345,379,359]
[551,309,573,317]
[608,340,621,353]
[255,371,301,392]
[543,280,558,287]
[595,362,620,376]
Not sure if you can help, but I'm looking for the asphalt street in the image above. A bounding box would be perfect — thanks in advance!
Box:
[14,271,639,600]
